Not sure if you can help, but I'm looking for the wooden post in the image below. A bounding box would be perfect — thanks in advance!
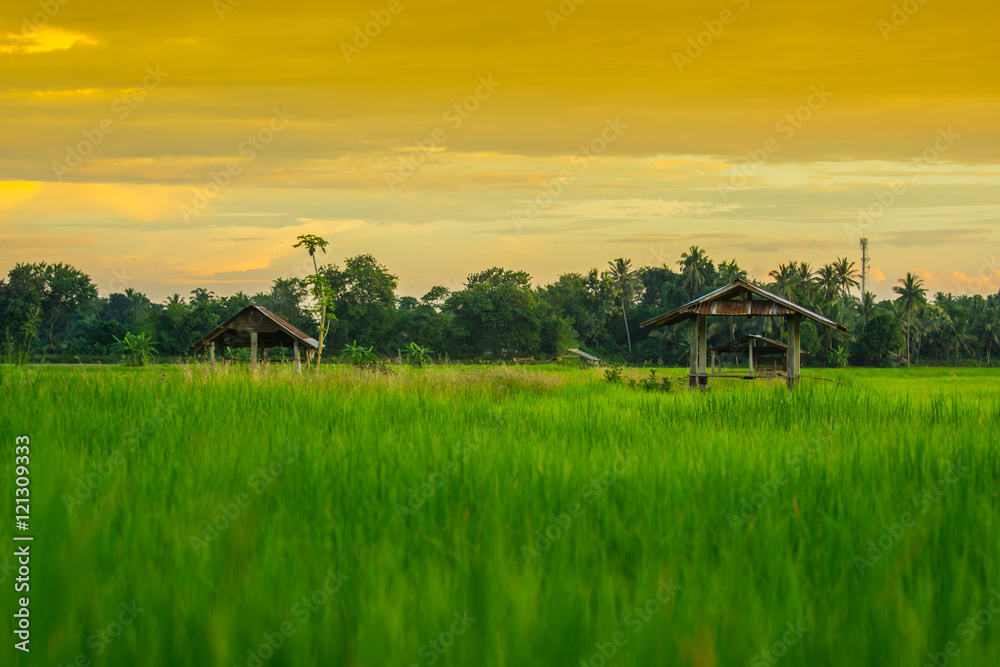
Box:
[688,317,699,387]
[748,338,755,376]
[250,332,258,367]
[208,341,216,366]
[786,315,801,390]
[697,314,708,387]
[294,340,301,374]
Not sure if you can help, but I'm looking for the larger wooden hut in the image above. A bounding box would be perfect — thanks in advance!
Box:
[640,279,845,389]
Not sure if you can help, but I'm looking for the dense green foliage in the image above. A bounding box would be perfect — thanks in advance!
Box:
[1,365,998,666]
[2,248,997,365]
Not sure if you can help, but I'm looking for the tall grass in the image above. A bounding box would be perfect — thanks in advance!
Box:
[1,365,998,667]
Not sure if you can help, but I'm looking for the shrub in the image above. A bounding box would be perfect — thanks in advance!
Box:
[604,363,625,384]
[113,332,157,366]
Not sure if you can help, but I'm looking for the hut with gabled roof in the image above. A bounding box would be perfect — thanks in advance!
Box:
[640,279,846,389]
[190,305,318,373]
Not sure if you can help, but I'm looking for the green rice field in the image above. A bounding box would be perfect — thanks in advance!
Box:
[2,364,998,667]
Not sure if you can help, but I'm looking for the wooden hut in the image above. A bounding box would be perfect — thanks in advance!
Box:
[640,279,845,389]
[189,305,318,373]
[546,348,601,368]
[708,334,790,375]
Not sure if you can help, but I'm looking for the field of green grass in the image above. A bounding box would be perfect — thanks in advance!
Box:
[2,364,998,667]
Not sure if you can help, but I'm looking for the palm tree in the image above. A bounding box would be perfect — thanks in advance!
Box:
[678,246,710,297]
[769,263,797,298]
[893,272,927,366]
[815,264,839,303]
[190,287,216,305]
[949,319,976,362]
[717,259,747,284]
[606,258,643,355]
[124,288,150,324]
[164,294,185,305]
[794,262,816,304]
[856,292,878,330]
[833,257,860,299]
[979,307,999,365]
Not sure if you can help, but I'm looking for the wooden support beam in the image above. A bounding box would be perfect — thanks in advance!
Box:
[689,317,699,387]
[249,331,258,366]
[748,338,755,376]
[786,315,801,390]
[293,340,301,374]
[209,341,216,366]
[697,314,708,387]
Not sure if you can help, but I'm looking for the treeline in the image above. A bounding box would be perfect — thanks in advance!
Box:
[1,248,997,366]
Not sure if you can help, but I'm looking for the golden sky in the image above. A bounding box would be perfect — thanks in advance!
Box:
[1,0,999,300]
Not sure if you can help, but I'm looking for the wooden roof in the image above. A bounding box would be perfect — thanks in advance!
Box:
[189,305,319,350]
[640,279,847,331]
[546,348,600,362]
[709,334,787,357]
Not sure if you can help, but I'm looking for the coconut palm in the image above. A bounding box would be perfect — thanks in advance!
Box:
[189,287,216,305]
[794,262,816,304]
[833,257,861,299]
[606,258,643,355]
[978,306,999,365]
[768,263,797,298]
[815,264,840,304]
[856,292,878,330]
[678,245,710,297]
[717,259,747,284]
[893,272,927,366]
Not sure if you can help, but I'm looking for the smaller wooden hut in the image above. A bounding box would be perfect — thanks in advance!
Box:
[189,305,318,372]
[708,334,789,376]
[546,348,601,368]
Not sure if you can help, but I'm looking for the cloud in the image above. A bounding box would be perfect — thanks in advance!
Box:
[1,26,98,55]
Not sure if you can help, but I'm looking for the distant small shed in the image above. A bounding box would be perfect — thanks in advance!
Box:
[546,348,600,368]
[190,305,318,372]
